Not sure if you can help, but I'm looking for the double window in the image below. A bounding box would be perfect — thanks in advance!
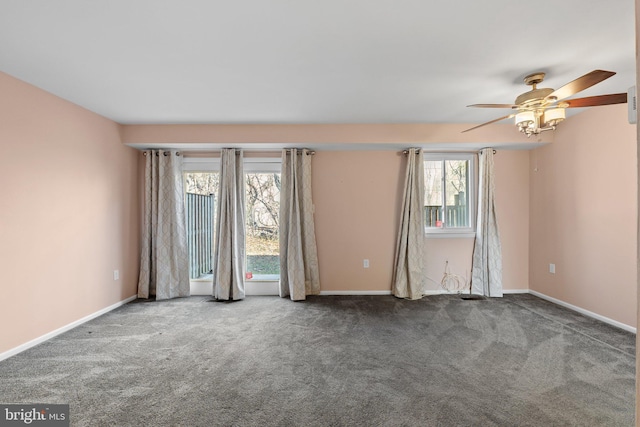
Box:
[182,157,281,281]
[424,153,475,236]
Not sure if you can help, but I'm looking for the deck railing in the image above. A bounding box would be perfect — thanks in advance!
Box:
[185,193,214,279]
[425,205,468,228]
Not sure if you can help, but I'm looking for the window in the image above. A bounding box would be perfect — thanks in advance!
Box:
[424,153,475,236]
[183,159,220,280]
[244,158,281,281]
[182,157,282,287]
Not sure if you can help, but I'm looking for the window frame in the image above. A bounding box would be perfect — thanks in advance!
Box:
[244,156,281,173]
[423,153,477,238]
[243,157,282,281]
[181,155,283,295]
[182,157,220,173]
[182,157,221,286]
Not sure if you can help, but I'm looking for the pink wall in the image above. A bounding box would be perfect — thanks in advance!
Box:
[0,72,140,354]
[529,104,637,328]
[495,150,530,291]
[122,123,551,146]
[312,149,530,293]
[313,151,403,291]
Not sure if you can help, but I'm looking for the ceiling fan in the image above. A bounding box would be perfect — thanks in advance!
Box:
[463,70,628,136]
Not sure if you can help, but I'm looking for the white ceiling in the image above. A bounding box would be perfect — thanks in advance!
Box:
[0,0,636,126]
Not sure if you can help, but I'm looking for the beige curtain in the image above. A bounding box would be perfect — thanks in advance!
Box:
[392,148,426,300]
[279,148,320,300]
[137,150,190,300]
[471,148,503,297]
[212,149,246,300]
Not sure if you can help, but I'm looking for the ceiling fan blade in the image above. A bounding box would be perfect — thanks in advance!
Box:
[462,114,515,133]
[467,103,517,109]
[563,92,627,108]
[548,70,616,101]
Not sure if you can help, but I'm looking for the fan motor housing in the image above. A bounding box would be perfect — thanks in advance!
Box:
[515,87,554,107]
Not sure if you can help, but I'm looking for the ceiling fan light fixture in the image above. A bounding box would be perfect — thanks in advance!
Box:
[463,70,623,135]
[542,107,566,127]
[515,111,535,125]
[515,111,535,131]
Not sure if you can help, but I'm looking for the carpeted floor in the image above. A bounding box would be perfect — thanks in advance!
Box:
[0,294,635,426]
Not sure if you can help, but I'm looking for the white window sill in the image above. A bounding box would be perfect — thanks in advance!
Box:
[190,274,280,282]
[425,231,476,239]
[246,274,280,282]
[191,274,213,282]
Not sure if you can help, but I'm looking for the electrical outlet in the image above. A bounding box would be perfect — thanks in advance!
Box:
[549,264,555,274]
[363,259,369,268]
[113,270,120,281]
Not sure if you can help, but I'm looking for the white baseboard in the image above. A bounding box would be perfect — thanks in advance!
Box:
[0,295,138,362]
[424,289,462,295]
[320,290,392,296]
[424,288,529,296]
[320,289,529,296]
[528,290,636,334]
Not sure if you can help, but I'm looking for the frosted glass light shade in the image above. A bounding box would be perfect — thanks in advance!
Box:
[515,111,535,125]
[543,108,565,126]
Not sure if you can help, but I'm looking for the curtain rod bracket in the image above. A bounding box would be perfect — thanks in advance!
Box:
[284,148,315,155]
[143,150,181,156]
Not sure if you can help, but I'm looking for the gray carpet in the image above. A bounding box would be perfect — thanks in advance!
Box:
[0,294,635,426]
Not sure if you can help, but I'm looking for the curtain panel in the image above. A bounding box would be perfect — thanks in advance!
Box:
[392,148,426,300]
[471,148,503,297]
[137,150,190,300]
[279,148,320,301]
[212,149,246,300]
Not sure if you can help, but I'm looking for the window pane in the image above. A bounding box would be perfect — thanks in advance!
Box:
[245,173,280,277]
[423,156,473,232]
[424,160,443,227]
[445,160,469,228]
[184,172,219,279]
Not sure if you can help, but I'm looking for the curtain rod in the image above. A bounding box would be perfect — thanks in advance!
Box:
[402,149,497,155]
[143,149,315,156]
[143,151,181,156]
[284,149,315,155]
